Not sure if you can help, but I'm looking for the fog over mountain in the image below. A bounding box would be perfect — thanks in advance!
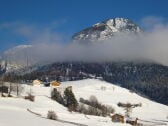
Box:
[1,17,168,68]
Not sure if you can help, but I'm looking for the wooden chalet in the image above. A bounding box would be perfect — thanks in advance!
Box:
[111,114,124,123]
[50,81,61,87]
[126,118,138,126]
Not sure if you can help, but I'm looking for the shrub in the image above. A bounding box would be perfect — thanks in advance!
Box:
[118,102,142,108]
[79,96,115,117]
[89,95,99,107]
[101,86,106,91]
[106,105,115,114]
[47,111,57,120]
[88,105,102,116]
[78,103,88,114]
[24,94,35,102]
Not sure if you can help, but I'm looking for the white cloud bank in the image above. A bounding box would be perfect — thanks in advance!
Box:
[3,17,168,66]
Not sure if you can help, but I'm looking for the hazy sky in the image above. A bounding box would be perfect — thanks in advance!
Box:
[0,0,168,51]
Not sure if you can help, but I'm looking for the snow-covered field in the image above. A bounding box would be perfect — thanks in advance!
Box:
[0,79,168,126]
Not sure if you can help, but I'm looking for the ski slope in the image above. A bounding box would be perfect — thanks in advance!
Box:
[0,79,168,126]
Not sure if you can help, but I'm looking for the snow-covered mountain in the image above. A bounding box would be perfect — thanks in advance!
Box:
[0,45,33,72]
[72,17,142,43]
[4,45,33,55]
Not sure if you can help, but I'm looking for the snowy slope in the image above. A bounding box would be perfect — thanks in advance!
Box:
[0,79,168,126]
[62,79,168,121]
[0,97,78,126]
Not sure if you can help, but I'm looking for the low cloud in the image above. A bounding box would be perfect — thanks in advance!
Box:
[140,16,168,31]
[3,17,168,66]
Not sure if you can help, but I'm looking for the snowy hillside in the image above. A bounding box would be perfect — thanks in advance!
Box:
[0,79,168,126]
[0,45,33,72]
[63,79,168,120]
[4,45,33,55]
[72,17,142,43]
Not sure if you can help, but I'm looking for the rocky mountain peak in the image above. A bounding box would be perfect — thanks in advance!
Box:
[72,17,142,43]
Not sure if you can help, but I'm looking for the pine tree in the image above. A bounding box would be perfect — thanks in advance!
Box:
[51,88,63,104]
[64,87,78,111]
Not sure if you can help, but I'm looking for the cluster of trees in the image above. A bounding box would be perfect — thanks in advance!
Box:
[78,95,115,116]
[51,88,114,117]
[0,75,23,97]
[3,73,23,83]
[51,87,78,112]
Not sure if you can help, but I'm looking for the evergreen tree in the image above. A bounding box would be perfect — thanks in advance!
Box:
[64,87,78,111]
[51,88,63,104]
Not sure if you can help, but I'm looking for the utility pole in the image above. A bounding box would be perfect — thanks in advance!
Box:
[25,49,32,96]
[0,59,5,97]
[0,77,3,97]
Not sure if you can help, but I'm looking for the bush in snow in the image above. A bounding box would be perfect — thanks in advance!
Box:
[106,106,115,114]
[88,105,102,116]
[101,86,106,91]
[79,96,115,117]
[78,103,88,114]
[118,102,142,108]
[89,95,99,107]
[101,105,115,116]
[47,111,57,120]
[78,103,102,116]
[24,94,35,102]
